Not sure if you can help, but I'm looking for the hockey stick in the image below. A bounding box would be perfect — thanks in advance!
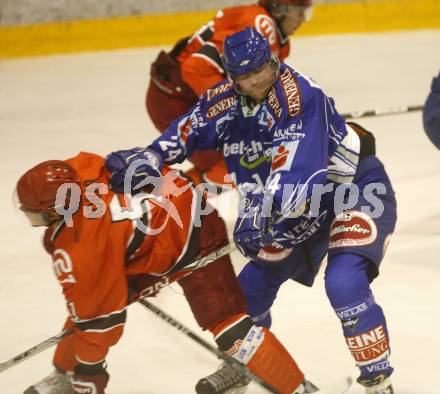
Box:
[137,298,280,394]
[342,104,423,119]
[0,243,236,374]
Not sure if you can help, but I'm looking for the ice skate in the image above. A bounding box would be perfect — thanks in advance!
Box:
[195,362,251,394]
[195,361,320,394]
[358,375,394,394]
[23,369,73,394]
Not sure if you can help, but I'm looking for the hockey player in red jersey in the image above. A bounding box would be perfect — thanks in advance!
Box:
[146,0,313,187]
[17,152,318,394]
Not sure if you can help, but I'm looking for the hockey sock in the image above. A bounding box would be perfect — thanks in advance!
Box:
[325,253,393,382]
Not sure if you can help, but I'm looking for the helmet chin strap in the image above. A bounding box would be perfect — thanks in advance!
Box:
[22,207,63,227]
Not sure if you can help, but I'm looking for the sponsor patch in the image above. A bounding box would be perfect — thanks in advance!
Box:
[257,245,293,262]
[225,339,243,357]
[271,140,300,172]
[206,96,235,119]
[365,361,391,374]
[273,120,304,141]
[345,325,390,363]
[268,88,282,118]
[271,145,289,170]
[280,68,301,117]
[329,211,377,248]
[206,82,232,101]
[336,302,368,319]
[343,317,359,332]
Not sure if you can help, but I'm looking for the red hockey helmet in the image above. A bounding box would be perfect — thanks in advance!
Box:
[259,0,313,19]
[260,0,313,7]
[16,160,80,226]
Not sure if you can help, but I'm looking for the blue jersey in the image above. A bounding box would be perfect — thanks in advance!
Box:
[150,62,360,205]
[423,72,440,149]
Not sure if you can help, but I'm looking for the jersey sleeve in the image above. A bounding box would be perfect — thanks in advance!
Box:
[266,85,346,221]
[148,85,236,165]
[180,46,225,96]
[51,237,127,365]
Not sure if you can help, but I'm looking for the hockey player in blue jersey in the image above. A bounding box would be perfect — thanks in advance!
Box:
[106,28,396,394]
[423,71,440,149]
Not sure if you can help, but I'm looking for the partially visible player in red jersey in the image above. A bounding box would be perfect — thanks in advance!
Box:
[146,0,313,187]
[16,152,318,394]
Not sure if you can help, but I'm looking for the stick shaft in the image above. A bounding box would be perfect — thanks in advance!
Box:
[342,104,423,119]
[0,243,235,374]
[138,298,279,394]
[0,328,73,373]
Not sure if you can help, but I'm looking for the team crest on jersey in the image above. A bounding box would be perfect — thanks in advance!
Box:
[207,96,235,118]
[206,82,232,101]
[329,211,377,248]
[280,68,301,117]
[268,88,282,118]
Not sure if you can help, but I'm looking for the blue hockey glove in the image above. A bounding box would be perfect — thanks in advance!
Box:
[233,191,294,264]
[105,148,163,193]
[233,192,268,248]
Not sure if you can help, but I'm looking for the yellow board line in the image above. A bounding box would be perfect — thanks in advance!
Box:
[1,0,439,59]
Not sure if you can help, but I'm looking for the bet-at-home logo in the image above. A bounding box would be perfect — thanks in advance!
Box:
[223,140,272,169]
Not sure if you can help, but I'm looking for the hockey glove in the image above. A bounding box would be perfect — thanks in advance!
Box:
[72,362,110,394]
[105,147,163,193]
[233,191,296,264]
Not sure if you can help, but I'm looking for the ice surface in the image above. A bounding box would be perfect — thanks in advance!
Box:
[0,30,439,393]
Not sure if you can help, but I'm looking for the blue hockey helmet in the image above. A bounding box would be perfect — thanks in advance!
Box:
[222,28,272,78]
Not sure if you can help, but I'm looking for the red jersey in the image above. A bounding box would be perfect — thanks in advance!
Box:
[46,152,199,364]
[177,4,290,96]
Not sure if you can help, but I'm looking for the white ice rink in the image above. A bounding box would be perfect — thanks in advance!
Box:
[1,30,439,393]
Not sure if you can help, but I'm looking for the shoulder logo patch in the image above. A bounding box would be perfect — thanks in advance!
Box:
[206,96,235,118]
[206,82,233,101]
[280,68,301,117]
[268,88,282,118]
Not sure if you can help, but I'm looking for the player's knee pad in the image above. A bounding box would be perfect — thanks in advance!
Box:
[178,255,246,330]
[214,316,264,364]
[238,261,287,326]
